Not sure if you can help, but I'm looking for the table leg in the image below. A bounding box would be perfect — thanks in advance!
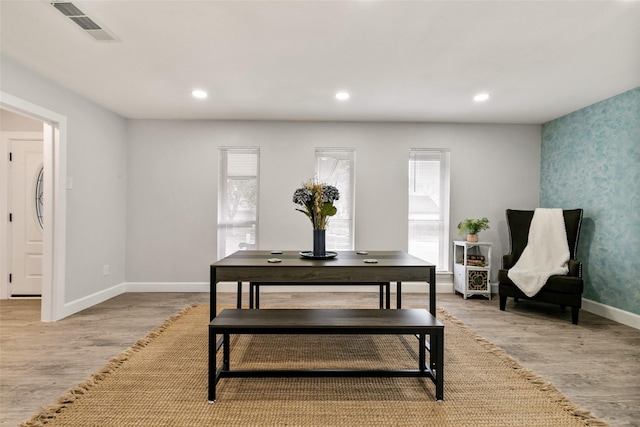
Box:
[386,283,391,309]
[256,284,260,309]
[397,281,402,309]
[249,283,254,309]
[429,266,436,316]
[210,266,217,321]
[236,282,242,308]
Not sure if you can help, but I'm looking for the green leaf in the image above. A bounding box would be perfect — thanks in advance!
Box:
[321,203,337,217]
[296,208,311,218]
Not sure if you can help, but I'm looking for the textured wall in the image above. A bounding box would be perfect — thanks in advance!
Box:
[541,88,640,315]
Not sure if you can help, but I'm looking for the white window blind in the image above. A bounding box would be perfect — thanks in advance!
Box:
[218,148,259,259]
[315,148,355,250]
[408,149,450,271]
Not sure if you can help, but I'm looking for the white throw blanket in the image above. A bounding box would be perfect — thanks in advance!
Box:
[507,208,570,297]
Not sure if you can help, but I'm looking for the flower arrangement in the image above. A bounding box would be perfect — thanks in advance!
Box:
[292,180,340,230]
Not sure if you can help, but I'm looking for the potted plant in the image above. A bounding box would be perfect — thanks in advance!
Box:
[457,217,490,242]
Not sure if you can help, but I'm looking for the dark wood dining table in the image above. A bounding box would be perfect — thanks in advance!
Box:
[209,250,437,321]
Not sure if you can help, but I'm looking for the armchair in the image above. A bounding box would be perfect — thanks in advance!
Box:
[498,209,584,324]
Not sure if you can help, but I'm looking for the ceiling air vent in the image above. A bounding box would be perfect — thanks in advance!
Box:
[50,1,118,42]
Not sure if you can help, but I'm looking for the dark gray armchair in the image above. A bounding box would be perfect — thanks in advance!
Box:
[498,209,584,324]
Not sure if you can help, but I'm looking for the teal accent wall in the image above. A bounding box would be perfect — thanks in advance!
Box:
[541,88,640,315]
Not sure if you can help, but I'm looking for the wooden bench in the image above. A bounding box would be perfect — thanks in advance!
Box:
[208,308,444,402]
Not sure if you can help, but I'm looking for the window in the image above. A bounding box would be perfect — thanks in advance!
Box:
[35,164,44,229]
[315,148,355,250]
[408,149,450,271]
[218,148,259,259]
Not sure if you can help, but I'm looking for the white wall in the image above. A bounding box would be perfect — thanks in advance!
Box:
[1,55,128,307]
[126,120,541,284]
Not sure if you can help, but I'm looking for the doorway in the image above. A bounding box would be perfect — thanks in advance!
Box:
[1,92,67,322]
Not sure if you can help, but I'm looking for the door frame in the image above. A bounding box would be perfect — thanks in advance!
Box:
[1,91,67,322]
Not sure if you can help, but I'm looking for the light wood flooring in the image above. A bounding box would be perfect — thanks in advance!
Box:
[1,291,639,426]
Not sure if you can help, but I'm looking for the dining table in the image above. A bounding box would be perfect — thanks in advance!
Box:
[209,250,437,321]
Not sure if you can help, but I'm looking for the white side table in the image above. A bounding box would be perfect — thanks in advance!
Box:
[453,241,492,299]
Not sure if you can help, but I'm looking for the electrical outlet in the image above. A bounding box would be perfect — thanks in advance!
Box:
[103,265,109,276]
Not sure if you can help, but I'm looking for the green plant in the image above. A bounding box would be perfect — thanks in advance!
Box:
[457,217,490,236]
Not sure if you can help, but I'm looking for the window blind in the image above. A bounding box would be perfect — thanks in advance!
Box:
[408,149,450,270]
[315,148,355,250]
[218,148,259,259]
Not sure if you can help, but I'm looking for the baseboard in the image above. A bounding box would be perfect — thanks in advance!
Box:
[59,282,127,320]
[581,298,640,330]
[125,282,210,292]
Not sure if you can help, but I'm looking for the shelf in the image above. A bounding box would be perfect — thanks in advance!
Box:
[453,241,492,300]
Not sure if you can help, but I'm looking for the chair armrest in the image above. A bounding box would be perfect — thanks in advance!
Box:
[502,254,515,270]
[568,259,582,277]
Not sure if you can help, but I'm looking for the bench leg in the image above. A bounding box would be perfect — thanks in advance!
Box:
[429,333,437,371]
[435,329,444,401]
[208,327,217,403]
[418,333,426,372]
[209,332,231,403]
[223,333,230,370]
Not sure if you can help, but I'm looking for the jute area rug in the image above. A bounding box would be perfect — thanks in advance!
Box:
[22,305,606,427]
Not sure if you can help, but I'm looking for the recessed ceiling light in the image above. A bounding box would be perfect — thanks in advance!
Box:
[473,93,490,102]
[192,89,207,99]
[335,91,350,101]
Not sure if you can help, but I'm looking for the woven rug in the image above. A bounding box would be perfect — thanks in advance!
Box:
[22,305,606,427]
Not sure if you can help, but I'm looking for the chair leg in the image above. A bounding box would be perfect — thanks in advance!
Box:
[499,295,507,311]
[571,307,579,325]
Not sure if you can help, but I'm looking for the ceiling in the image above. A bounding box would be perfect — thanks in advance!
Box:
[1,0,639,124]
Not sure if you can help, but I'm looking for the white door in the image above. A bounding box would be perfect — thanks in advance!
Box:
[10,139,43,296]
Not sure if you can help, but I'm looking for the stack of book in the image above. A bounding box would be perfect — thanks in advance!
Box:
[465,255,486,267]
